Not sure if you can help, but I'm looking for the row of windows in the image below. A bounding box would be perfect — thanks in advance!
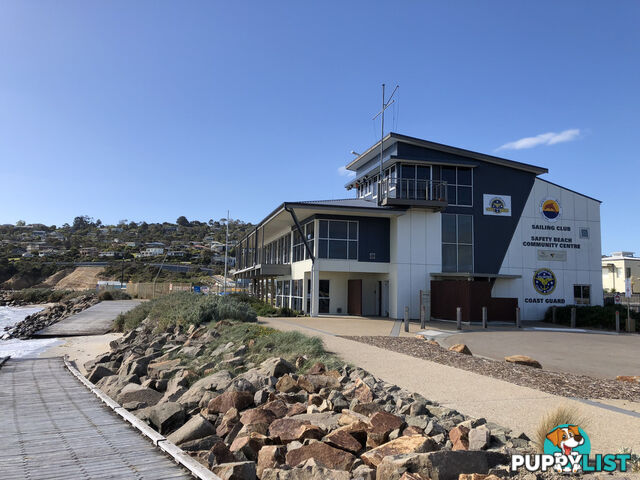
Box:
[356,163,473,207]
[318,220,358,260]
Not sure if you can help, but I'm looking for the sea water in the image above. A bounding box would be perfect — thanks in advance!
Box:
[0,306,60,358]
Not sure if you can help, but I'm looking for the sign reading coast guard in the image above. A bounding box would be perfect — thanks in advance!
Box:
[533,268,557,295]
[540,198,562,222]
[483,194,511,216]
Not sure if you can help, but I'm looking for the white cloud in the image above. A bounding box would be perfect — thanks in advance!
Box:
[496,129,580,151]
[337,166,355,177]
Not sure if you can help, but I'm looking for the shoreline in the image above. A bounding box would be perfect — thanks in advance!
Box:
[39,332,122,374]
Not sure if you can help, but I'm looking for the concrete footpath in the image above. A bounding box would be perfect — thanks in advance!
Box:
[34,300,142,337]
[260,317,640,454]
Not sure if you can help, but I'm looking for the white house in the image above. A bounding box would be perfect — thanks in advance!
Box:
[235,133,603,321]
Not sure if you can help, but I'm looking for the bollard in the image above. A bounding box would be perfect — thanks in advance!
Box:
[571,307,576,329]
[482,306,487,329]
[615,310,620,333]
[404,306,410,332]
[516,307,521,328]
[456,307,462,330]
[420,304,426,329]
[552,306,557,324]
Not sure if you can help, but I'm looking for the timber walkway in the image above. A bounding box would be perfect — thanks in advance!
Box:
[0,357,192,479]
[34,300,142,337]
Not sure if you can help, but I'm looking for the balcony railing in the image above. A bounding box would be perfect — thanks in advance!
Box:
[378,177,448,209]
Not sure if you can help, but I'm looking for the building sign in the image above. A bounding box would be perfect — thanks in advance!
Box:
[540,198,562,222]
[537,250,567,262]
[483,194,511,216]
[533,268,557,295]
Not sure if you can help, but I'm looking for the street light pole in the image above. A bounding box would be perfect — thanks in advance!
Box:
[223,210,229,295]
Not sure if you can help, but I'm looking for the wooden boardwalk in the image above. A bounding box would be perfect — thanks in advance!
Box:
[34,300,142,337]
[0,357,193,479]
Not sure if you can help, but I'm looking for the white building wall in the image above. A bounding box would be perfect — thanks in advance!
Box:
[494,179,603,320]
[389,210,442,319]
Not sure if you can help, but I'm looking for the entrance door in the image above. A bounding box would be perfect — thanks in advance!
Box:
[348,279,362,315]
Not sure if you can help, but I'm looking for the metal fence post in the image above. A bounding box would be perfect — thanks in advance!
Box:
[552,306,557,324]
[404,306,410,332]
[456,307,462,330]
[571,307,576,328]
[482,306,487,329]
[615,310,620,333]
[516,307,521,328]
[420,304,426,329]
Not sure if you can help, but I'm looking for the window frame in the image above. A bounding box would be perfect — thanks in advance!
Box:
[441,213,474,273]
[318,219,359,260]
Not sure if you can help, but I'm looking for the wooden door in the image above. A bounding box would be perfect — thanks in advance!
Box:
[348,279,362,316]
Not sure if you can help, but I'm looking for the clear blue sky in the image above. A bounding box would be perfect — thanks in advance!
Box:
[1,1,638,254]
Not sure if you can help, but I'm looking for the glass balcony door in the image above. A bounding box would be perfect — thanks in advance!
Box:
[399,165,431,200]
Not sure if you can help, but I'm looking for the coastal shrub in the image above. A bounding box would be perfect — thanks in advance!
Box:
[533,406,591,453]
[98,289,131,301]
[7,288,94,304]
[114,292,257,332]
[230,293,301,317]
[113,301,152,332]
[544,304,639,331]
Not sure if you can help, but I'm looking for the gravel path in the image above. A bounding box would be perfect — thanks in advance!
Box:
[344,336,640,402]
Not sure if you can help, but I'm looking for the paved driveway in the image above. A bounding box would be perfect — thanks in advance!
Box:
[440,328,640,379]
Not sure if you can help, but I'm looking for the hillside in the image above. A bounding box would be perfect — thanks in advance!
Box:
[53,267,106,291]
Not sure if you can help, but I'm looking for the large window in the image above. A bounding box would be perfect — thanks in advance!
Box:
[319,279,330,313]
[318,220,358,260]
[442,214,473,272]
[574,285,591,305]
[291,279,303,311]
[441,166,472,207]
[292,229,304,262]
[305,222,314,260]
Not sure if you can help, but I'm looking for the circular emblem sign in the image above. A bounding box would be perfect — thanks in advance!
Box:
[544,424,591,456]
[489,198,507,214]
[540,198,561,222]
[533,268,556,295]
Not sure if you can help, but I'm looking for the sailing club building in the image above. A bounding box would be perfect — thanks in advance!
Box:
[234,133,603,322]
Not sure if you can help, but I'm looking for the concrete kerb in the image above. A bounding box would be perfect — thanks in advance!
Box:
[63,355,221,480]
[0,356,9,368]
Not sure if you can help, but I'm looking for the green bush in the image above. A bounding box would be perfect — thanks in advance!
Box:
[98,289,131,301]
[7,288,94,304]
[544,304,640,331]
[114,292,257,332]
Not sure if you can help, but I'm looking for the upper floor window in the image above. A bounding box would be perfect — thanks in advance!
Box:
[442,213,473,272]
[441,166,472,207]
[318,220,358,260]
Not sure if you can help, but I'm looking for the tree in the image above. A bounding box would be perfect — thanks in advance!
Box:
[176,216,190,227]
[73,215,93,230]
[16,220,25,226]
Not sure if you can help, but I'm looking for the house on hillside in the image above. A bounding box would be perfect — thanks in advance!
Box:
[234,133,602,321]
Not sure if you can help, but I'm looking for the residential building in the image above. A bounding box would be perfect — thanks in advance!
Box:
[234,133,603,321]
[602,252,640,293]
[139,247,164,257]
[80,247,98,256]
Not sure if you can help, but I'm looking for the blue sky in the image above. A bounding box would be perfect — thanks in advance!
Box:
[1,1,638,253]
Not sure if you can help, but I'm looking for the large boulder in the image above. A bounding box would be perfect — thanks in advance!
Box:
[361,435,437,468]
[448,344,472,355]
[323,429,363,454]
[87,365,115,384]
[257,445,286,477]
[259,357,295,377]
[117,383,163,407]
[285,442,356,471]
[211,461,257,480]
[262,459,350,479]
[177,370,233,409]
[167,414,216,446]
[268,418,324,443]
[504,355,542,369]
[208,391,254,414]
[375,451,509,480]
[148,402,185,434]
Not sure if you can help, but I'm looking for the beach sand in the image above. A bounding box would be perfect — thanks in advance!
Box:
[39,333,122,374]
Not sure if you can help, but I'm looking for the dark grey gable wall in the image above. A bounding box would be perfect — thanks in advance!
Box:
[397,142,536,274]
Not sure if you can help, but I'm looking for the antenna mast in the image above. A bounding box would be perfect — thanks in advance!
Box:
[373,83,399,205]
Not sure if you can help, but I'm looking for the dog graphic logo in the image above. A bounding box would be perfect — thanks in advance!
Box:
[533,268,556,295]
[544,424,591,473]
[540,198,562,222]
[486,197,510,215]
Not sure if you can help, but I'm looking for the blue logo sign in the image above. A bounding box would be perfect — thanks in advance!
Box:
[533,268,556,295]
[486,197,510,215]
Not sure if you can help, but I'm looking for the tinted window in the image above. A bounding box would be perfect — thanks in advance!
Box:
[457,167,472,185]
[458,245,473,272]
[329,221,347,239]
[441,166,456,183]
[442,244,457,272]
[442,214,457,244]
[329,240,347,259]
[457,215,473,244]
[457,186,472,206]
[319,220,328,238]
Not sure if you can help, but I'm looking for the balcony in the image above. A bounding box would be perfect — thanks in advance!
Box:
[378,177,448,209]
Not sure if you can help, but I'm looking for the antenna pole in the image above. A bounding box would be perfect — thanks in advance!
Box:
[223,210,229,295]
[378,84,385,205]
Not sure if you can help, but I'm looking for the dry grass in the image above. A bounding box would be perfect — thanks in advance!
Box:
[533,406,591,453]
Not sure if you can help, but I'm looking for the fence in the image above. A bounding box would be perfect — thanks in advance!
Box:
[126,282,192,299]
